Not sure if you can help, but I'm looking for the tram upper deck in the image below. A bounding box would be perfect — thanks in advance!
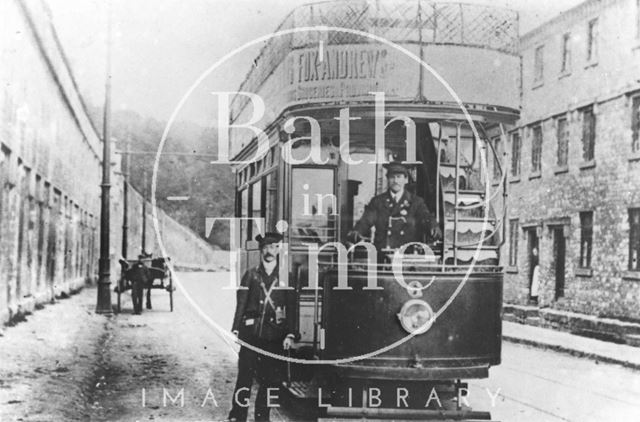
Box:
[228,0,520,158]
[230,0,520,273]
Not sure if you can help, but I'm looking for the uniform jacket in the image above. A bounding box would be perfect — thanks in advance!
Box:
[232,262,296,343]
[354,190,437,251]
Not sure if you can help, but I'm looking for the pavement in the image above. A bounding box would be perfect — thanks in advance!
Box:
[502,320,640,371]
[1,276,639,421]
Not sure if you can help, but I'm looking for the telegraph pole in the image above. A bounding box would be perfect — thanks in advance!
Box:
[96,2,113,314]
[122,136,130,259]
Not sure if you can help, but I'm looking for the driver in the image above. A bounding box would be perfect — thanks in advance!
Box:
[348,161,441,252]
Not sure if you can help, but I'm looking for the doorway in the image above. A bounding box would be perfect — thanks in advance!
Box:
[526,228,539,302]
[552,227,566,300]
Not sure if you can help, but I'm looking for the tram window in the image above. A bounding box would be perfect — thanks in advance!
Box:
[290,168,336,245]
[347,154,377,230]
[265,172,278,232]
[251,179,262,218]
[240,188,249,241]
[449,136,476,168]
[492,136,502,180]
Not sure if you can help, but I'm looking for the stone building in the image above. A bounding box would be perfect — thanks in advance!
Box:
[504,0,640,321]
[0,0,219,323]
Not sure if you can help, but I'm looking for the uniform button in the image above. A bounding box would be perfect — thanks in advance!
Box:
[270,318,274,322]
[260,300,264,304]
[387,230,392,235]
[400,231,404,235]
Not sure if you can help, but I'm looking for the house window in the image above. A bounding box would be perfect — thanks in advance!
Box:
[581,105,596,162]
[587,18,598,63]
[509,219,519,267]
[534,45,544,84]
[561,33,571,73]
[637,0,640,39]
[532,125,543,173]
[511,131,521,177]
[556,116,569,167]
[630,209,640,271]
[632,96,640,153]
[579,211,593,268]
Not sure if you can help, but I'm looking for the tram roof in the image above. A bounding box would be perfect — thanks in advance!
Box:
[230,0,519,120]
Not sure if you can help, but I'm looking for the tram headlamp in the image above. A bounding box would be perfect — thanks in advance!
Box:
[397,299,435,335]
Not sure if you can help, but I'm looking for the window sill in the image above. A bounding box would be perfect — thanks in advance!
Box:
[584,60,598,69]
[575,267,592,277]
[506,266,518,274]
[528,172,541,180]
[554,166,569,175]
[622,271,640,281]
[628,152,640,162]
[558,71,572,80]
[509,176,521,183]
[579,160,596,170]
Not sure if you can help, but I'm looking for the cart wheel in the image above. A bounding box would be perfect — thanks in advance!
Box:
[169,273,174,312]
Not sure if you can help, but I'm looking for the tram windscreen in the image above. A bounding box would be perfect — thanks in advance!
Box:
[290,168,336,245]
[348,153,377,224]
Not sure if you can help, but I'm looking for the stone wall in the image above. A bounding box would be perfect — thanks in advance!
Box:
[0,0,220,324]
[505,0,640,320]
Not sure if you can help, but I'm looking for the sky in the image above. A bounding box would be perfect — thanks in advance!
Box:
[46,0,586,125]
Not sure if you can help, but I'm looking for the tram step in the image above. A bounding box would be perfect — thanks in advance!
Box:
[321,406,493,421]
[284,380,330,400]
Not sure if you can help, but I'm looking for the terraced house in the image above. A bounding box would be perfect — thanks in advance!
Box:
[504,0,640,335]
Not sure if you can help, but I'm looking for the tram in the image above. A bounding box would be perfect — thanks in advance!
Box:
[229,1,519,420]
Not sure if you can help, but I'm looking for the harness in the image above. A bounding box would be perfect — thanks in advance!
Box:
[258,275,280,338]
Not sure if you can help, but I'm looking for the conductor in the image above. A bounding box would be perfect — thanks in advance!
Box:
[227,232,296,422]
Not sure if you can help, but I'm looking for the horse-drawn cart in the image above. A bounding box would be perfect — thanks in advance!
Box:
[115,256,174,314]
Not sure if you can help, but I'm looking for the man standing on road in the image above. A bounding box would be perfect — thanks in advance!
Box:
[227,232,296,422]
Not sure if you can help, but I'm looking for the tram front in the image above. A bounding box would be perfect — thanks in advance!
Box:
[228,1,520,419]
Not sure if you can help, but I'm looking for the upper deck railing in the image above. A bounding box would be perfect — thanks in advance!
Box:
[230,0,518,121]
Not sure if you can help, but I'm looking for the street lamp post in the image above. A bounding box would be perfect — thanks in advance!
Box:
[141,169,147,255]
[96,3,113,314]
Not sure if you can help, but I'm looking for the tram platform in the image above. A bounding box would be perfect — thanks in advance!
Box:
[502,320,640,371]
